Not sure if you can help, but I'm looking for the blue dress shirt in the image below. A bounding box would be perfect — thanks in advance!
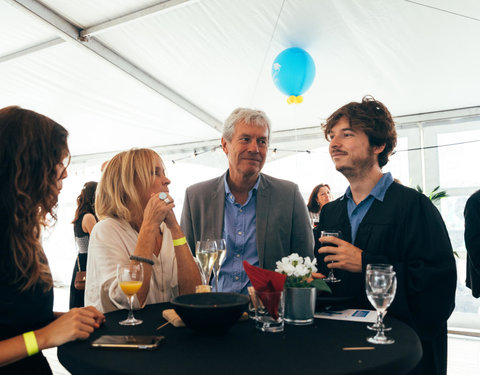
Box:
[344,172,394,244]
[217,173,260,294]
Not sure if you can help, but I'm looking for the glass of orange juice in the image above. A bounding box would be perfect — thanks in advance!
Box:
[117,263,143,325]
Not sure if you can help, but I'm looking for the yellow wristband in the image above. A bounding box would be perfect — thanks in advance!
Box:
[23,331,39,356]
[172,236,187,246]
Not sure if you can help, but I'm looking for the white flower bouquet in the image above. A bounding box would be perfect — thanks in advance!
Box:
[275,253,331,293]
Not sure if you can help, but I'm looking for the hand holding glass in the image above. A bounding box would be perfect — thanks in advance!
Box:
[320,230,342,283]
[366,269,397,344]
[117,263,143,326]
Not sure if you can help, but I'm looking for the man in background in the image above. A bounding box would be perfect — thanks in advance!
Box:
[181,107,313,294]
[464,189,480,298]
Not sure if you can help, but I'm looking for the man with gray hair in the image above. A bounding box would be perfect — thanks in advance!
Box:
[181,107,313,294]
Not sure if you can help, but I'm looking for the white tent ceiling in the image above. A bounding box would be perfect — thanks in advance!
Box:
[1,0,480,158]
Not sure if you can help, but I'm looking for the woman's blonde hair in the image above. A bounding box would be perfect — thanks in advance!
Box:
[95,148,161,226]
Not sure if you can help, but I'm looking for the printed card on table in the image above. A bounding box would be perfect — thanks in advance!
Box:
[314,309,377,323]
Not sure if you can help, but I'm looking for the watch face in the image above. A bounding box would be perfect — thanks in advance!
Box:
[158,192,167,200]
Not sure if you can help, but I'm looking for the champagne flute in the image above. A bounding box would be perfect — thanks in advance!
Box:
[320,230,342,283]
[366,269,397,344]
[196,240,218,286]
[366,264,394,332]
[212,239,227,292]
[117,263,143,326]
[193,253,207,285]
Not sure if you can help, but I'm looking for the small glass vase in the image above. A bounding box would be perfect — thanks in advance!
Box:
[284,287,316,325]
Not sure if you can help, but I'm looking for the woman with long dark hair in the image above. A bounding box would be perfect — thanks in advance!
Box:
[0,106,104,373]
[69,181,98,308]
[307,184,333,226]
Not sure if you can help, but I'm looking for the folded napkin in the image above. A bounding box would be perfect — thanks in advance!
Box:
[243,261,286,320]
[162,309,185,327]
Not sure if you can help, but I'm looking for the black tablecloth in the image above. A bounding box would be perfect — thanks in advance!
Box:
[58,303,422,375]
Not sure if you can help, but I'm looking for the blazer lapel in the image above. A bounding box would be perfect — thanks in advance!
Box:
[210,174,226,239]
[256,175,269,268]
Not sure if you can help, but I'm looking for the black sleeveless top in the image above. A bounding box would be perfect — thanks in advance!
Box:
[0,274,54,374]
[74,211,95,254]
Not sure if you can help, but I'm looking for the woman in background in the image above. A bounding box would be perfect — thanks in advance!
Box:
[69,181,98,308]
[85,148,201,313]
[0,106,104,373]
[307,184,333,227]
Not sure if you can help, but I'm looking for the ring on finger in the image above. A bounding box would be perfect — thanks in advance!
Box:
[164,198,172,204]
[159,192,167,200]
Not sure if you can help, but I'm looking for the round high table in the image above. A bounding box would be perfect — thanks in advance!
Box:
[58,302,422,375]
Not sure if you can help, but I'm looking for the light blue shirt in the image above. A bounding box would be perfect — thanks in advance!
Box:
[344,172,394,243]
[217,172,260,294]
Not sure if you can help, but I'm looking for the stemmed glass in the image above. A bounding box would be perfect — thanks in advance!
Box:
[366,264,394,332]
[196,240,218,286]
[365,269,397,344]
[212,239,227,292]
[320,230,342,283]
[117,263,144,326]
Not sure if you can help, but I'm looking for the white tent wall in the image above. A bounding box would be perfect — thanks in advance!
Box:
[1,0,480,331]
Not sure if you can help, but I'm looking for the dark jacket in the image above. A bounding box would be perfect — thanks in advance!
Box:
[464,189,480,298]
[314,182,457,375]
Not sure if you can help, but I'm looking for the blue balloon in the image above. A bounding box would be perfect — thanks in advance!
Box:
[272,47,316,96]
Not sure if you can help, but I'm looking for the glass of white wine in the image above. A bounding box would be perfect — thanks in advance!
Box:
[212,239,227,292]
[196,240,218,287]
[117,263,143,326]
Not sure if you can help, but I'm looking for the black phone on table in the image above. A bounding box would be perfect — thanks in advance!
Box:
[91,335,165,350]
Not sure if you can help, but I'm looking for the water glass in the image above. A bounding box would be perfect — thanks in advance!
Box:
[366,269,397,344]
[366,264,394,272]
[366,263,394,331]
[253,289,285,333]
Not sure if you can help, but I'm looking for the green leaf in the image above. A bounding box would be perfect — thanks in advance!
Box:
[310,279,332,294]
[414,185,447,203]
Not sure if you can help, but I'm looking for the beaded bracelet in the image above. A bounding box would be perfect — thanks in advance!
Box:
[23,331,39,356]
[129,255,154,265]
[172,236,187,246]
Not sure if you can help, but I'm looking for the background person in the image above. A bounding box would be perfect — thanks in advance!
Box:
[85,148,201,313]
[181,107,313,294]
[69,181,98,308]
[0,106,104,373]
[464,189,480,298]
[307,183,332,226]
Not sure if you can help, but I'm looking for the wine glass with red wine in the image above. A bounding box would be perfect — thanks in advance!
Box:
[320,230,342,283]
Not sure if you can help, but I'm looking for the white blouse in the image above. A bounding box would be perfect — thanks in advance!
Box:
[85,218,178,313]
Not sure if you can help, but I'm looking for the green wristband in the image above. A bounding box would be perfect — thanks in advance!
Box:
[23,331,39,356]
[172,236,187,246]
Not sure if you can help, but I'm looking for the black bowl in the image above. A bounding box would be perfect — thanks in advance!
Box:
[171,292,249,334]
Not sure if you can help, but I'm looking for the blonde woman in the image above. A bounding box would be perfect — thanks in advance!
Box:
[85,148,201,313]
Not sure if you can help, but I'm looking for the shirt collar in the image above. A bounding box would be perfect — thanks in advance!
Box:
[224,171,261,203]
[343,172,394,203]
